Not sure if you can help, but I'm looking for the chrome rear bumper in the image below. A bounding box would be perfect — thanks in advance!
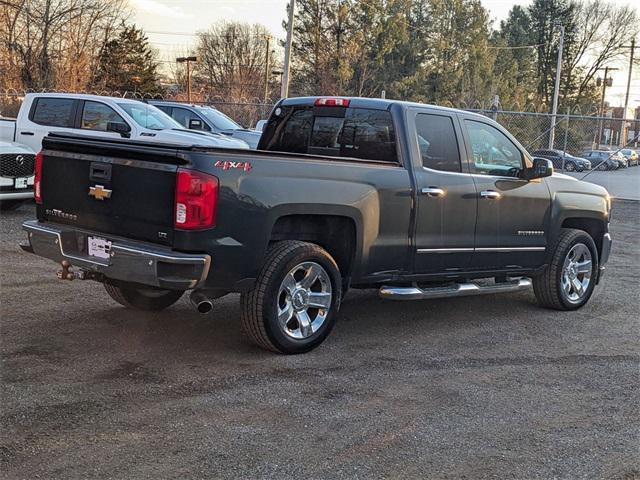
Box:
[22,220,211,290]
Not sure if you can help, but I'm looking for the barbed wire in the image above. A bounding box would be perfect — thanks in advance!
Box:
[0,88,622,116]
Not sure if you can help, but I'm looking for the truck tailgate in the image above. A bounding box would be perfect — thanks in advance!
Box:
[40,143,179,246]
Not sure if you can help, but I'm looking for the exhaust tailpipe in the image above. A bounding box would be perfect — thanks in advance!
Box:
[190,290,214,314]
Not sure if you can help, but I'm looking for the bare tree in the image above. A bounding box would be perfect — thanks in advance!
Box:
[0,0,128,90]
[564,1,638,104]
[195,21,274,100]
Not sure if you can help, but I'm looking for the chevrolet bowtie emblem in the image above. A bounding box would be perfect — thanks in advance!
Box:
[89,184,112,200]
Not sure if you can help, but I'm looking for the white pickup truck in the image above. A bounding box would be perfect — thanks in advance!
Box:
[0,93,250,153]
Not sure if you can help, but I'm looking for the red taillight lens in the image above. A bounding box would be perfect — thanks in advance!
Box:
[34,151,44,204]
[314,97,350,107]
[174,168,219,230]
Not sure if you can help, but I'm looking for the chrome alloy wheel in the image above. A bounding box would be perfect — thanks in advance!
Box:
[561,243,593,303]
[277,261,332,340]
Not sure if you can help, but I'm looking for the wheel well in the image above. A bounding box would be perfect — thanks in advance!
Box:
[561,217,605,257]
[270,215,356,278]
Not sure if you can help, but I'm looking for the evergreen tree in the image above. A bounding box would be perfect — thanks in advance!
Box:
[94,23,160,94]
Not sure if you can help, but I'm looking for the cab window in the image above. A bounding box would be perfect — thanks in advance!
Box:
[465,120,523,177]
[415,113,461,172]
[81,101,126,131]
[172,107,210,131]
[31,98,76,127]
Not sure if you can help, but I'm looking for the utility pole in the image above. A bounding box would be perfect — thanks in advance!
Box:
[597,66,618,147]
[177,56,197,103]
[263,36,271,103]
[548,24,565,149]
[621,38,635,146]
[281,0,295,99]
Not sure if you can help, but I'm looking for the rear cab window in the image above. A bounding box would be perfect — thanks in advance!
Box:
[260,104,398,163]
[30,97,77,127]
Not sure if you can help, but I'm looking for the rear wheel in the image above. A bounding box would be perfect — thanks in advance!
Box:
[240,240,342,354]
[533,228,598,310]
[104,282,184,311]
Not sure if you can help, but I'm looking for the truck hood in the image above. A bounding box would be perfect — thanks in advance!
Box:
[0,140,36,155]
[140,129,250,149]
[546,171,610,198]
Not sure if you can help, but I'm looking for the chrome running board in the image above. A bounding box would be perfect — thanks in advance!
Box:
[379,277,532,301]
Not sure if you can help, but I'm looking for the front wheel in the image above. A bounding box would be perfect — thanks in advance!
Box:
[564,162,576,172]
[104,282,184,311]
[240,241,342,354]
[533,228,598,310]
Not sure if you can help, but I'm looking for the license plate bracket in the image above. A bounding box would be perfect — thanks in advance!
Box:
[88,236,112,260]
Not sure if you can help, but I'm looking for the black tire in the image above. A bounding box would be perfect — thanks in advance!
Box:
[564,162,576,172]
[533,228,598,310]
[0,200,24,211]
[104,282,184,311]
[240,240,342,354]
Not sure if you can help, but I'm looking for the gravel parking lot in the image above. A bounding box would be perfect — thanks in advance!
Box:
[1,201,639,479]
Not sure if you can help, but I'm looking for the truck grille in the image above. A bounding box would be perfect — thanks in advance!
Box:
[0,153,35,178]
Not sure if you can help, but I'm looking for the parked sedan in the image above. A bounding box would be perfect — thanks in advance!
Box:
[150,101,262,149]
[531,149,591,172]
[620,148,639,166]
[579,150,623,170]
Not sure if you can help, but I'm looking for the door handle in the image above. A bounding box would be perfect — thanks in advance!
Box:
[421,187,445,197]
[480,190,501,199]
[20,131,34,136]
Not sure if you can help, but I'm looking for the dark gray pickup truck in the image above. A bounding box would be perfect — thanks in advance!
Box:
[22,97,612,353]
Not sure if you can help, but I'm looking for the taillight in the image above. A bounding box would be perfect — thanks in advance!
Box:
[34,151,44,204]
[174,168,219,230]
[314,97,350,107]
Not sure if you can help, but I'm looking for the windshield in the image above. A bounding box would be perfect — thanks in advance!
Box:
[118,103,183,130]
[195,106,241,130]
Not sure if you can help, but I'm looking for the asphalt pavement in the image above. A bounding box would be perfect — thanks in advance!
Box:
[1,201,639,479]
[567,167,640,201]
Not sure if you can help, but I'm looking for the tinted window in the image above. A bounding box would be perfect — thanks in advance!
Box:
[31,98,75,127]
[81,101,125,131]
[415,113,461,172]
[155,105,171,114]
[171,107,209,130]
[261,106,397,162]
[466,120,523,176]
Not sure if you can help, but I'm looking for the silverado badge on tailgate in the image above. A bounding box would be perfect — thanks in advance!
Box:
[88,184,112,201]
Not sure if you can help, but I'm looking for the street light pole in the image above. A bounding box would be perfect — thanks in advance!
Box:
[548,24,565,149]
[176,56,197,103]
[281,0,295,99]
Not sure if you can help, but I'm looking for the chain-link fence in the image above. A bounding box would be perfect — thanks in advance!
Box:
[2,89,639,153]
[0,89,275,129]
[471,108,640,155]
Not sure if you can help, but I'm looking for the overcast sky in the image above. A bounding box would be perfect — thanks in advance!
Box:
[131,0,639,108]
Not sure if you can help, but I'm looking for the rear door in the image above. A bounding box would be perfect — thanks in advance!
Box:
[461,116,551,270]
[17,97,78,152]
[409,108,477,273]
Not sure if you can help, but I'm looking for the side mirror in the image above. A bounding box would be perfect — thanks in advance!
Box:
[106,121,131,138]
[188,118,204,130]
[522,157,553,180]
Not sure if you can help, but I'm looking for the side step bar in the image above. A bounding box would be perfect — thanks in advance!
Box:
[379,277,532,301]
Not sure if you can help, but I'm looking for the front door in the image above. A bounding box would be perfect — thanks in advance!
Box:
[411,110,477,274]
[461,117,551,270]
